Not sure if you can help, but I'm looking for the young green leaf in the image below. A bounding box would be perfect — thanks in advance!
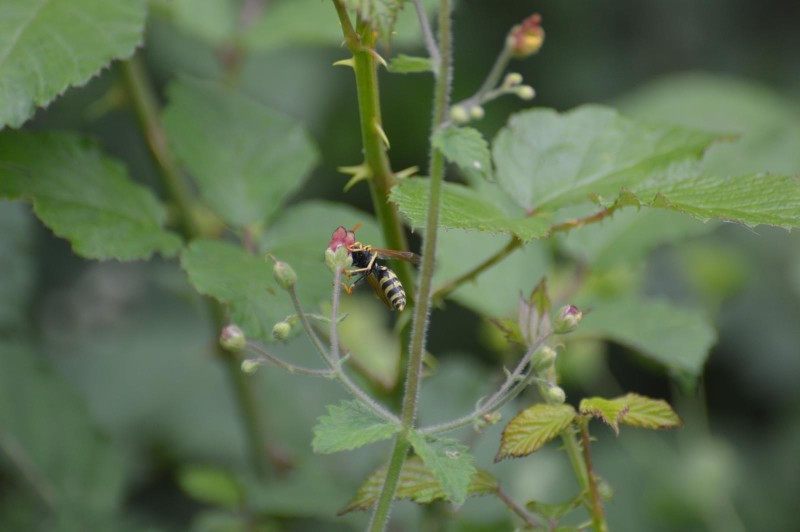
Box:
[407,431,477,507]
[162,78,319,229]
[432,126,492,180]
[338,456,497,514]
[492,105,725,212]
[579,397,630,435]
[0,132,182,260]
[496,404,576,461]
[312,400,401,454]
[391,178,550,241]
[574,296,716,382]
[0,0,146,128]
[180,239,289,342]
[525,492,584,521]
[388,54,434,74]
[615,393,682,429]
[178,466,242,509]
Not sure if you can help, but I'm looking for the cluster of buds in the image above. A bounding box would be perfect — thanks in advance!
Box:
[501,72,535,101]
[507,13,545,58]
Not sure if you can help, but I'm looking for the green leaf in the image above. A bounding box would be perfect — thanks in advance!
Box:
[343,0,406,43]
[163,78,319,228]
[339,456,497,514]
[492,105,724,212]
[0,342,125,520]
[178,466,242,509]
[312,400,401,454]
[615,393,682,430]
[180,239,287,342]
[432,126,492,180]
[579,397,629,435]
[0,201,35,333]
[391,178,550,241]
[0,132,182,260]
[156,0,237,46]
[388,54,433,74]
[496,403,576,461]
[0,0,146,129]
[407,431,476,507]
[574,296,716,381]
[525,493,584,521]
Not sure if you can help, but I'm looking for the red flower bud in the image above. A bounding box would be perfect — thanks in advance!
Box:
[508,14,545,58]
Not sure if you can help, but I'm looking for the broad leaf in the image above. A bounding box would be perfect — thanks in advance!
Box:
[156,0,237,46]
[496,403,576,461]
[391,178,550,241]
[388,54,433,74]
[0,0,146,128]
[432,126,492,180]
[180,239,288,342]
[616,393,682,430]
[338,456,497,514]
[574,296,716,381]
[0,132,182,260]
[492,105,724,212]
[0,342,125,522]
[579,397,629,435]
[163,78,319,228]
[407,431,476,506]
[312,400,400,454]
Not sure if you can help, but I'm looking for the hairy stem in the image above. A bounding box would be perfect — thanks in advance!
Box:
[412,0,440,67]
[579,419,608,532]
[496,486,538,528]
[369,1,453,529]
[120,56,271,477]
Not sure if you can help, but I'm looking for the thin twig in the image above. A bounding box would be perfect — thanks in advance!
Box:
[412,0,440,67]
[496,486,539,528]
[330,267,343,363]
[244,344,335,377]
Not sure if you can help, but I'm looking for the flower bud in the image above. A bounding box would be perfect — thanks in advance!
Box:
[241,359,260,374]
[508,14,545,58]
[272,259,297,289]
[272,320,292,341]
[503,72,523,87]
[532,345,557,372]
[544,384,566,404]
[516,85,535,100]
[450,104,470,124]
[220,325,246,351]
[469,105,485,120]
[554,305,582,334]
[482,412,502,425]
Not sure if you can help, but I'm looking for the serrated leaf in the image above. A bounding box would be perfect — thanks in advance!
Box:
[433,126,492,179]
[0,342,125,520]
[407,431,476,506]
[388,54,433,74]
[178,466,241,509]
[312,400,400,454]
[0,132,182,260]
[575,296,716,381]
[579,397,629,435]
[338,456,497,514]
[496,403,576,461]
[180,239,287,342]
[343,0,405,43]
[493,105,725,212]
[615,393,682,429]
[391,178,550,241]
[0,0,145,129]
[163,78,319,228]
[525,493,584,521]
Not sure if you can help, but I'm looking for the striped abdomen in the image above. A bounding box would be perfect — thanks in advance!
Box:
[375,265,406,311]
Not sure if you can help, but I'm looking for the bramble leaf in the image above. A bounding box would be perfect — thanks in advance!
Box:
[0,0,146,128]
[407,431,476,506]
[492,105,725,212]
[579,397,629,435]
[391,178,550,241]
[388,54,433,74]
[0,132,182,260]
[312,400,400,454]
[616,393,682,429]
[338,456,497,514]
[163,78,319,228]
[496,403,576,461]
[433,126,492,180]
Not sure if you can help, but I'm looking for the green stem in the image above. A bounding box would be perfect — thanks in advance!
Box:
[120,56,271,478]
[368,1,453,529]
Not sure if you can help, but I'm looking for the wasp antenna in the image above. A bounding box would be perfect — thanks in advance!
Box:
[351,222,363,232]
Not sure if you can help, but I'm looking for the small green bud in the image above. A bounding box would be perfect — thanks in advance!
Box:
[450,104,470,124]
[503,72,523,87]
[272,259,297,289]
[532,345,557,372]
[597,479,614,500]
[544,384,566,404]
[220,325,246,351]
[469,105,485,120]
[554,305,582,334]
[241,359,260,374]
[483,412,503,425]
[516,85,535,100]
[324,245,351,272]
[272,320,292,341]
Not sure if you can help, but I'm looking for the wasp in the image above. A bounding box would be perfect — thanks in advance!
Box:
[328,225,420,312]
